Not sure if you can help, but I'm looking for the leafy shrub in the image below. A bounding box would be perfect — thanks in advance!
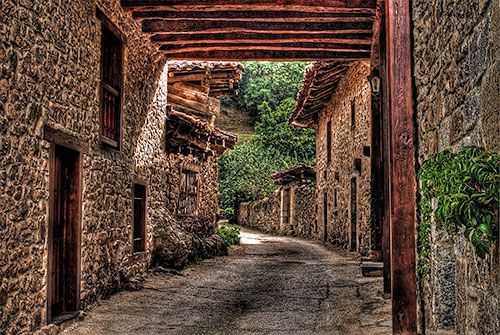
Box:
[418,146,499,278]
[216,224,241,246]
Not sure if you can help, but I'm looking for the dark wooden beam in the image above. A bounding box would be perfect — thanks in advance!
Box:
[122,0,377,11]
[133,10,375,21]
[163,49,370,61]
[160,42,371,53]
[152,32,373,44]
[142,19,374,34]
[386,0,418,333]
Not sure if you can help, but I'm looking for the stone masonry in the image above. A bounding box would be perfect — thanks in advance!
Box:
[412,0,499,333]
[0,1,226,333]
[238,179,316,239]
[315,62,372,256]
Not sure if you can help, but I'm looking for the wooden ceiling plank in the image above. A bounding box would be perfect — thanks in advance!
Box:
[152,32,373,43]
[121,0,377,11]
[142,19,374,33]
[161,43,371,53]
[132,10,374,22]
[163,50,371,61]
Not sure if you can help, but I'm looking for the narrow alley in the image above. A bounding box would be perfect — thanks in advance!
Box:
[61,228,391,335]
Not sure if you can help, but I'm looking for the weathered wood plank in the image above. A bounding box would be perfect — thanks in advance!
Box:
[133,10,375,21]
[152,32,373,44]
[161,42,371,53]
[386,0,418,333]
[142,18,374,33]
[121,0,377,11]
[168,71,241,83]
[164,50,370,61]
[167,92,220,116]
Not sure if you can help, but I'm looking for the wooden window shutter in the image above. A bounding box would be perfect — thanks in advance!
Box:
[99,14,123,149]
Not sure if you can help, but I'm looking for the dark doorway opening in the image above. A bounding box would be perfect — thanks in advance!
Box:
[350,177,358,251]
[133,183,147,253]
[47,145,81,323]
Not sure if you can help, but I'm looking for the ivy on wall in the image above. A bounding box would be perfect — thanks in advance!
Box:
[417,146,499,278]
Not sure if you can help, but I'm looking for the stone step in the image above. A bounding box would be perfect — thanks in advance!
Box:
[360,261,384,277]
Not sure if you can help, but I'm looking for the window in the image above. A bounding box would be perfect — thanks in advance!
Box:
[327,120,332,163]
[133,184,147,253]
[99,14,123,148]
[354,158,362,174]
[363,145,371,157]
[178,170,198,216]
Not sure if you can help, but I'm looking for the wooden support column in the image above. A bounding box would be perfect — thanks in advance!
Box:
[374,0,392,295]
[385,0,417,334]
[370,0,383,257]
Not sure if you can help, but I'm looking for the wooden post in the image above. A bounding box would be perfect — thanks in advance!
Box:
[385,0,418,334]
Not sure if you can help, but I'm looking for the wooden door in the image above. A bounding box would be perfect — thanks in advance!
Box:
[350,177,358,251]
[48,145,81,322]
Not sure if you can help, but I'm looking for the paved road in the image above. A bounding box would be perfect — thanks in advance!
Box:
[62,228,391,335]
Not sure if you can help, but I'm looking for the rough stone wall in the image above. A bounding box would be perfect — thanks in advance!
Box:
[315,62,372,255]
[412,0,499,333]
[292,184,317,238]
[238,181,316,238]
[0,1,220,333]
[238,194,281,233]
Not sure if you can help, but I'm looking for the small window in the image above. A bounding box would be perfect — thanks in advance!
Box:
[363,146,371,157]
[133,184,147,253]
[354,158,362,174]
[327,120,332,163]
[178,170,198,216]
[99,15,123,148]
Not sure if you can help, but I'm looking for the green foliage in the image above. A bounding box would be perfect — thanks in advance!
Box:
[218,62,314,220]
[417,147,500,278]
[222,207,234,220]
[218,140,294,213]
[255,98,316,163]
[235,61,309,115]
[216,223,241,246]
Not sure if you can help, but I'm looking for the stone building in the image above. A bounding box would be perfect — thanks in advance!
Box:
[412,0,499,333]
[291,62,375,256]
[238,164,316,238]
[0,1,239,332]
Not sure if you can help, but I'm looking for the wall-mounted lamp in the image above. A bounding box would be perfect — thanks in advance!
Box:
[368,69,381,97]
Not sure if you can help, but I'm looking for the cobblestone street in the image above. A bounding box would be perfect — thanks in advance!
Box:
[62,228,391,335]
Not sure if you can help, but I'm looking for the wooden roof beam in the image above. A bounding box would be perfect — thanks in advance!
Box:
[151,32,373,44]
[142,19,374,34]
[163,50,370,61]
[121,0,377,11]
[132,10,375,21]
[160,42,371,53]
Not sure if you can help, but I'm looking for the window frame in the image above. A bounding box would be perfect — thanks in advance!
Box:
[178,167,200,217]
[97,8,125,150]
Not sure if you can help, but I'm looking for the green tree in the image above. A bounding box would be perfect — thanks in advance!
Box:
[235,61,309,115]
[255,98,315,163]
[218,62,315,220]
